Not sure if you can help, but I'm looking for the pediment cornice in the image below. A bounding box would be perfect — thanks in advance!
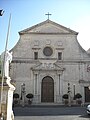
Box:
[31,61,65,72]
[19,19,78,35]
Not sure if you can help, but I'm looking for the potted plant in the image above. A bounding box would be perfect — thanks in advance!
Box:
[26,93,33,104]
[74,93,82,105]
[13,93,19,105]
[62,94,69,105]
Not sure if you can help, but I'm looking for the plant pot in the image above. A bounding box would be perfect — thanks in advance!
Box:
[28,100,32,104]
[76,99,82,105]
[64,99,68,105]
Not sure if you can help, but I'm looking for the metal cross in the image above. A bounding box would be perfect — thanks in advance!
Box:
[45,12,52,20]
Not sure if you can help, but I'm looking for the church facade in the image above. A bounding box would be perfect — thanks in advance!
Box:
[10,19,90,104]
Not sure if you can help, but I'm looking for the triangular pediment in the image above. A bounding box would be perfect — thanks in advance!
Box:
[31,62,65,71]
[19,20,78,35]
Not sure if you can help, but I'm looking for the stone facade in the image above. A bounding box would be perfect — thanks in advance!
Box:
[10,19,90,104]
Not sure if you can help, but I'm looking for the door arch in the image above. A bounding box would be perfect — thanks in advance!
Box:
[41,76,54,102]
[84,87,90,102]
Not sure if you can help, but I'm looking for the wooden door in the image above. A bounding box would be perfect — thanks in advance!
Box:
[41,76,54,102]
[84,87,90,102]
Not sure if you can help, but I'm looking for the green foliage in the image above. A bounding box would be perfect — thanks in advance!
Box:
[74,93,82,99]
[26,93,33,99]
[62,94,68,99]
[13,93,19,98]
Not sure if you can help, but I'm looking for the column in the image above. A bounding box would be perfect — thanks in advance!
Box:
[59,74,60,95]
[35,74,37,94]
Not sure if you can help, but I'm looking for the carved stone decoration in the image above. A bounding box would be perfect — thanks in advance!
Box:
[57,41,63,46]
[42,63,54,69]
[1,50,15,120]
[31,60,65,73]
[21,83,26,107]
[34,40,39,46]
[46,39,51,45]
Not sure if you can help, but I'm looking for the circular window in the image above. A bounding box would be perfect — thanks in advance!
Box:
[43,47,53,56]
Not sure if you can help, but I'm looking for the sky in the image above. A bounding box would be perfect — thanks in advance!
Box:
[0,0,90,54]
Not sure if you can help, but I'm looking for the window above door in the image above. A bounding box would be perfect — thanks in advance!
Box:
[43,46,53,56]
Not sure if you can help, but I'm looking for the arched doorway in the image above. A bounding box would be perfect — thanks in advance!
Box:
[41,76,54,102]
[84,87,90,102]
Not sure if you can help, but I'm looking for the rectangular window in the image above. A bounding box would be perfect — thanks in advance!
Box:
[34,52,38,60]
[58,52,62,60]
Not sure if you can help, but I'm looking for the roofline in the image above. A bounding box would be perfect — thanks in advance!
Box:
[19,32,78,35]
[19,19,78,35]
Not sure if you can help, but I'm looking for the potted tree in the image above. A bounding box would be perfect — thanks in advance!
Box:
[13,93,19,105]
[26,93,33,104]
[62,94,69,105]
[74,93,82,105]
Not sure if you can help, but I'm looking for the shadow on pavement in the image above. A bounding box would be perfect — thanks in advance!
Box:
[79,114,90,118]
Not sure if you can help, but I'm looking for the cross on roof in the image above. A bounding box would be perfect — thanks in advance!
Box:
[45,12,52,20]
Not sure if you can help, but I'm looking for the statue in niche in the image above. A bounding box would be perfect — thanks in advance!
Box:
[21,83,26,106]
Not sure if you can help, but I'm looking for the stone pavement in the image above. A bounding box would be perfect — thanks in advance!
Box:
[14,106,89,120]
[14,115,89,120]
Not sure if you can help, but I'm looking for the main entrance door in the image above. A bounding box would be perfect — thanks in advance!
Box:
[41,76,54,102]
[84,87,90,102]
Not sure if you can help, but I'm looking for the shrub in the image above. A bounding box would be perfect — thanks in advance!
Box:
[74,93,82,100]
[26,93,33,104]
[13,93,19,105]
[13,93,19,99]
[62,94,68,99]
[26,93,33,99]
[74,93,82,105]
[62,94,69,105]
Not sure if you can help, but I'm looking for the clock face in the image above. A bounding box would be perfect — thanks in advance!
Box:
[43,46,53,56]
